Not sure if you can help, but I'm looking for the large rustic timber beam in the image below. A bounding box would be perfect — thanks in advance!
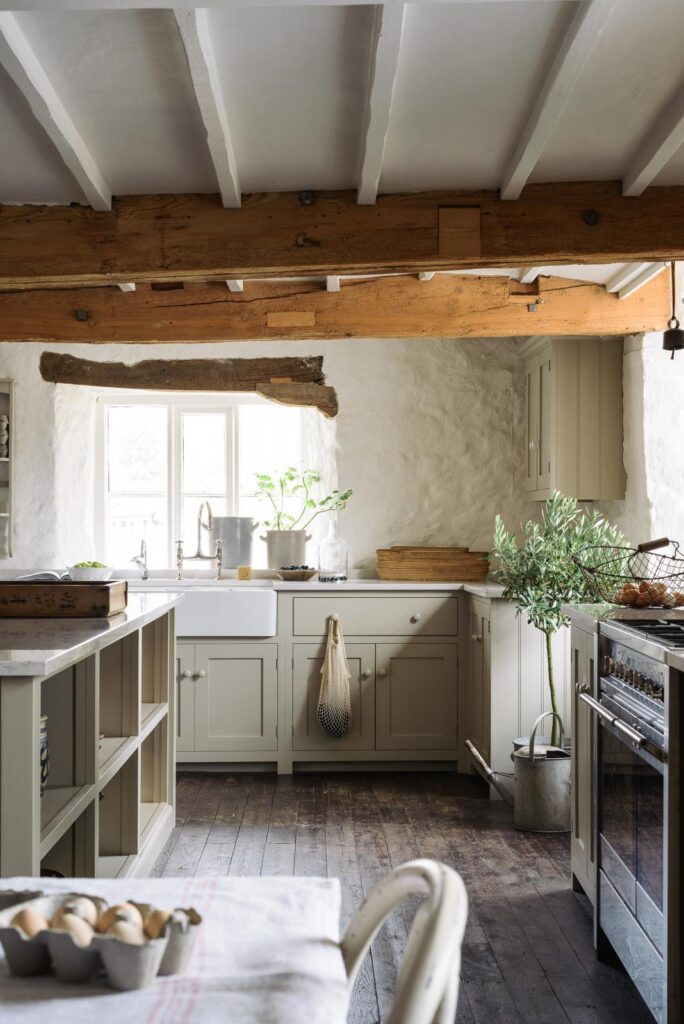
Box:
[39,352,338,416]
[1,272,669,343]
[2,183,684,289]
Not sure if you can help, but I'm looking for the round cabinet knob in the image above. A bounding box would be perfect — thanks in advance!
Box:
[377,668,388,678]
[472,634,483,642]
[182,669,193,678]
[363,668,373,678]
[196,669,206,678]
[410,613,422,624]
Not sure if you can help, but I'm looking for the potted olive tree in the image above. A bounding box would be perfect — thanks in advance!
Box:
[255,468,352,569]
[492,491,624,747]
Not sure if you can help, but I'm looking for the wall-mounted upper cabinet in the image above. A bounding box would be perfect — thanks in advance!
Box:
[522,336,624,502]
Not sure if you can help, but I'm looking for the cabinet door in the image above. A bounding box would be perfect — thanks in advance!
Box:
[571,628,596,904]
[176,643,195,753]
[536,349,552,492]
[376,643,458,750]
[292,643,375,751]
[194,644,277,752]
[524,358,540,492]
[467,601,491,762]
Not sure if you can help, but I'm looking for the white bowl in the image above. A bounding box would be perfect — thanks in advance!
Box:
[67,567,113,582]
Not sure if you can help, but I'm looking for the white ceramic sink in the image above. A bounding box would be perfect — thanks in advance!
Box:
[127,581,277,637]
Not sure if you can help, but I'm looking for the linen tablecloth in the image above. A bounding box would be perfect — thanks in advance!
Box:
[0,875,349,1024]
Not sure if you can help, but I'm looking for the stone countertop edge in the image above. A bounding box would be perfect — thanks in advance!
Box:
[271,581,506,596]
[0,592,183,678]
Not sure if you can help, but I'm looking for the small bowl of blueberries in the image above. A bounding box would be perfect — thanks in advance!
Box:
[275,565,318,581]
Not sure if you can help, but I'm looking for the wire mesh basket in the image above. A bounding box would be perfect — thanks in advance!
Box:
[573,537,684,607]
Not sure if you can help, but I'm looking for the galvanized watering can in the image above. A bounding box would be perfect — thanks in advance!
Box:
[513,711,571,833]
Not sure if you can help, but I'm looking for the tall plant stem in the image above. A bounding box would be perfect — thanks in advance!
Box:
[544,629,560,747]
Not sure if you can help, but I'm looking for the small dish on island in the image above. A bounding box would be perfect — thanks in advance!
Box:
[67,561,113,582]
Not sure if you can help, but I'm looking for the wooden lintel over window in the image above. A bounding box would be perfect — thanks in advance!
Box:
[39,352,338,417]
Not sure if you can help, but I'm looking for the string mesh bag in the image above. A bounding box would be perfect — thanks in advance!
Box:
[317,615,352,738]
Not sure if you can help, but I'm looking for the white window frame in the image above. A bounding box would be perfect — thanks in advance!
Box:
[95,391,274,568]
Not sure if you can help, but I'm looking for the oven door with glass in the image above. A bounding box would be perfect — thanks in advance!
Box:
[594,675,666,1022]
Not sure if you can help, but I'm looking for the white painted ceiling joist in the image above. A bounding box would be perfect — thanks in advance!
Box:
[622,89,684,196]
[500,0,617,200]
[175,8,241,208]
[616,262,668,301]
[605,263,652,294]
[225,279,244,292]
[418,272,435,282]
[117,282,136,292]
[357,3,405,205]
[326,275,341,292]
[518,267,541,284]
[0,11,111,210]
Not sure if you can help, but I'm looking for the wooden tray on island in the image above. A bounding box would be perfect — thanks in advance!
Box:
[0,580,128,618]
[376,546,490,582]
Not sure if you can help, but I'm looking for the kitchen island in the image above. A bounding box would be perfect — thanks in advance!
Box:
[0,592,180,878]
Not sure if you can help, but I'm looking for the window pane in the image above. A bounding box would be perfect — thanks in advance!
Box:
[181,496,227,554]
[238,404,303,496]
[182,413,226,494]
[108,406,166,493]
[107,495,167,569]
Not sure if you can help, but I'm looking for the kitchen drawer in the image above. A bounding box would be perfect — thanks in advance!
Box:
[292,595,458,637]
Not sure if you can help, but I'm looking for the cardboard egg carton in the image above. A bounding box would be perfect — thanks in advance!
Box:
[0,892,201,990]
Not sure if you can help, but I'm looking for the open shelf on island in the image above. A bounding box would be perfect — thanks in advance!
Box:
[141,701,168,738]
[98,735,137,787]
[99,753,139,860]
[41,801,96,878]
[40,784,96,858]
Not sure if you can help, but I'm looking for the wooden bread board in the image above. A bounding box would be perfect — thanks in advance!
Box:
[0,580,128,618]
[377,546,489,582]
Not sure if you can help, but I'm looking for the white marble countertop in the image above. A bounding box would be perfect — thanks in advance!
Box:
[0,592,182,678]
[124,576,506,597]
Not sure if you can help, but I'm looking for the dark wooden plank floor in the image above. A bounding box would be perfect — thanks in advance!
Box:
[153,771,653,1024]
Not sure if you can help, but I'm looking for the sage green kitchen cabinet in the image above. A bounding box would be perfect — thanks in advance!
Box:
[176,643,195,754]
[177,642,278,756]
[523,336,624,501]
[292,643,375,751]
[570,624,596,904]
[375,643,458,750]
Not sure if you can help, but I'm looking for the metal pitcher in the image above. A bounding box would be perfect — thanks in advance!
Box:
[513,711,571,833]
[211,517,256,568]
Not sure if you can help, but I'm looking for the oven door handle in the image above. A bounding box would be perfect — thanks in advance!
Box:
[579,692,647,747]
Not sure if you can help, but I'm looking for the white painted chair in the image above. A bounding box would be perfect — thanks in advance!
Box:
[341,859,468,1024]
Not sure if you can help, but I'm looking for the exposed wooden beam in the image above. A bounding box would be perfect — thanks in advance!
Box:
[0,12,111,210]
[2,184,684,290]
[518,267,541,284]
[326,275,340,292]
[500,0,617,200]
[616,261,668,300]
[622,89,684,196]
[225,279,244,292]
[1,272,669,343]
[40,352,337,416]
[174,8,241,208]
[117,283,136,292]
[357,3,405,205]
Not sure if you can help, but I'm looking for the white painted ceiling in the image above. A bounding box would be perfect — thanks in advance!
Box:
[0,1,682,294]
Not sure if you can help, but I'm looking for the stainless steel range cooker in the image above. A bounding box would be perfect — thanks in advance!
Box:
[582,618,683,1024]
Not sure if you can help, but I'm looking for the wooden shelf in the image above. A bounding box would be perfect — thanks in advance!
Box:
[98,735,137,786]
[140,801,169,847]
[141,702,168,738]
[96,854,129,879]
[40,784,96,857]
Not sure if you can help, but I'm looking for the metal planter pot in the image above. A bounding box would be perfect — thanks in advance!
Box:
[211,517,256,568]
[513,712,571,833]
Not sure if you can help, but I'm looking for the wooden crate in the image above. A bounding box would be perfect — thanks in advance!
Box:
[0,580,128,618]
[376,546,489,582]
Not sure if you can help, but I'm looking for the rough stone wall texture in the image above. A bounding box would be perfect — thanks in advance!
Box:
[0,336,529,572]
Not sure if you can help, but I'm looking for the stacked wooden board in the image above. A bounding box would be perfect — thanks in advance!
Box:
[0,580,128,617]
[376,546,489,582]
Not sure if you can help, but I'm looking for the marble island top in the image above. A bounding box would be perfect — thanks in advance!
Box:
[0,591,182,678]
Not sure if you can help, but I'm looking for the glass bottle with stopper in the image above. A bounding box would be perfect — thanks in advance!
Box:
[318,523,348,583]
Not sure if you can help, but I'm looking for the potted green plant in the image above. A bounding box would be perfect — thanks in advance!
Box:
[492,491,624,747]
[255,468,352,569]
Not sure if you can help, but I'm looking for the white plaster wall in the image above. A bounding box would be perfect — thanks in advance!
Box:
[599,331,684,548]
[0,336,529,573]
